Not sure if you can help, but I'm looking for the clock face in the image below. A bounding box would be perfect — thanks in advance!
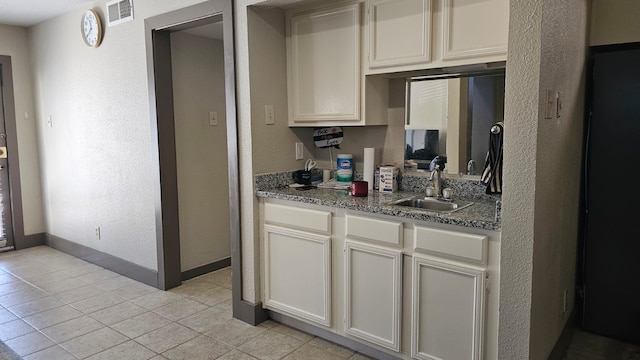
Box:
[81,10,102,47]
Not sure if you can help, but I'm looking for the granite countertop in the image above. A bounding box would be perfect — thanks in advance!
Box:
[256,186,501,231]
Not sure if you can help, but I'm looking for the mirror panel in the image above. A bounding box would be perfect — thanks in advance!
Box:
[404,72,505,176]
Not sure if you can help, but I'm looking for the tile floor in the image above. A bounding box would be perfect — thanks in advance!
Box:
[0,246,373,360]
[564,329,640,360]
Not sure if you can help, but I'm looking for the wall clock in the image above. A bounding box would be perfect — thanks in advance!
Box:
[81,10,103,48]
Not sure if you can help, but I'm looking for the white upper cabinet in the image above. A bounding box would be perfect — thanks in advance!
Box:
[367,0,432,69]
[441,0,509,60]
[366,0,509,75]
[287,3,362,125]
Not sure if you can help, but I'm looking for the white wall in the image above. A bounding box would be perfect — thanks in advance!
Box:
[0,24,45,236]
[500,0,589,359]
[590,0,640,46]
[28,0,210,271]
[171,32,230,272]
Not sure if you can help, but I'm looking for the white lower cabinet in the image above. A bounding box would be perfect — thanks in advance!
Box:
[344,240,403,351]
[263,225,332,327]
[411,256,486,360]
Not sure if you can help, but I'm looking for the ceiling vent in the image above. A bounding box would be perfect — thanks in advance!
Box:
[106,0,134,27]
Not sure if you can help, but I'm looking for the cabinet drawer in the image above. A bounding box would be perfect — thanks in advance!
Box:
[264,202,331,235]
[345,214,403,246]
[414,226,487,265]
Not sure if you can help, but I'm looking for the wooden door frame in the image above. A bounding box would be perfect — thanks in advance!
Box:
[0,56,25,250]
[145,0,265,325]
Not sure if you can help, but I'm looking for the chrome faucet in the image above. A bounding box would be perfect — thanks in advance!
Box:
[429,165,443,198]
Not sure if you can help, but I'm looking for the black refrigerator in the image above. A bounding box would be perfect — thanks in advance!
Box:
[581,43,640,344]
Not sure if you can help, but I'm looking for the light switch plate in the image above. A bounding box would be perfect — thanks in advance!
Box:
[265,105,275,125]
[209,111,218,126]
[545,90,555,120]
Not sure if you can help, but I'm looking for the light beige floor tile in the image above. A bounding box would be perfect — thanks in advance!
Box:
[257,320,279,329]
[111,283,158,300]
[7,296,65,317]
[85,340,157,360]
[0,319,35,341]
[198,268,232,289]
[216,350,259,360]
[168,280,215,297]
[152,298,209,321]
[23,305,83,329]
[272,324,314,342]
[132,291,184,310]
[75,269,121,284]
[89,301,147,325]
[216,299,233,313]
[307,338,355,358]
[41,315,105,343]
[162,335,232,360]
[6,263,58,278]
[283,343,348,360]
[36,277,89,294]
[0,307,18,324]
[150,356,169,360]
[134,323,199,354]
[205,318,267,347]
[237,331,304,360]
[23,345,76,360]
[0,287,47,307]
[5,331,55,357]
[188,286,232,306]
[93,275,138,291]
[111,311,172,338]
[0,278,33,295]
[177,306,231,333]
[61,327,128,359]
[55,284,106,304]
[22,270,72,286]
[60,262,103,277]
[70,292,126,314]
[0,272,18,285]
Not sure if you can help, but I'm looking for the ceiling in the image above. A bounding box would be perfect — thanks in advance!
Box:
[0,0,95,27]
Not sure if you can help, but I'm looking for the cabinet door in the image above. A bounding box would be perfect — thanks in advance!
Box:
[263,225,331,327]
[411,257,486,360]
[441,0,508,60]
[288,3,361,124]
[368,0,432,69]
[344,241,402,351]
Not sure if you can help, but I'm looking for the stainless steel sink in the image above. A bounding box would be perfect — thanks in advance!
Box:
[389,196,474,213]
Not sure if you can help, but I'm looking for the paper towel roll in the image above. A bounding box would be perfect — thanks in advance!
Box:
[363,148,375,190]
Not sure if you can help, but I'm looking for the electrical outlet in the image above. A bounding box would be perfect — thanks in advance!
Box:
[95,226,101,240]
[47,115,53,127]
[295,142,304,160]
[265,105,275,125]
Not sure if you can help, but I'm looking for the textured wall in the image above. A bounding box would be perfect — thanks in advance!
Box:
[500,0,588,359]
[28,0,210,271]
[170,33,230,272]
[499,0,542,357]
[590,0,640,46]
[0,25,45,235]
[529,0,588,358]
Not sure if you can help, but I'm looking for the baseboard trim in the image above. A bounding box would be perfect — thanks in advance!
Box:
[45,234,159,288]
[18,233,46,249]
[181,257,231,281]
[233,300,268,326]
[268,311,402,360]
[548,308,577,360]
